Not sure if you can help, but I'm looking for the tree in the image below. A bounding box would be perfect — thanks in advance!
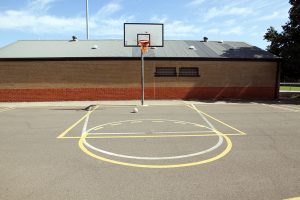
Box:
[264,26,284,56]
[264,0,300,81]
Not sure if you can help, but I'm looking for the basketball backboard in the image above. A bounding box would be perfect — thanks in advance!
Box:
[124,23,164,47]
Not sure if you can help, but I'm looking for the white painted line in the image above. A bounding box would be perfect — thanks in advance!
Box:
[93,127,103,131]
[82,118,224,160]
[86,119,212,129]
[110,123,122,126]
[186,104,247,136]
[88,130,215,135]
[190,104,216,130]
[81,109,92,135]
[83,135,223,160]
[130,121,142,124]
[194,124,205,128]
[0,107,14,113]
[263,104,300,113]
[57,105,99,139]
[278,105,300,111]
[174,121,187,124]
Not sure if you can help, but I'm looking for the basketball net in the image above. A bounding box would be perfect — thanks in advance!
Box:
[138,40,150,54]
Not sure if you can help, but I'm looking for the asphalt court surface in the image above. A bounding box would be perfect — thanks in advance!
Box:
[59,104,244,168]
[0,102,300,200]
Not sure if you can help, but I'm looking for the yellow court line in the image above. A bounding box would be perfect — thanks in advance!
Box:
[57,105,100,139]
[263,104,300,113]
[78,131,233,168]
[186,104,247,136]
[60,132,245,139]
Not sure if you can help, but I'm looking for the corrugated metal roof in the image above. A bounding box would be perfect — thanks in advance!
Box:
[0,39,278,59]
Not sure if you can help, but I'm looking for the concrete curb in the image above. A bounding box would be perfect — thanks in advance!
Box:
[0,100,260,108]
[0,100,184,108]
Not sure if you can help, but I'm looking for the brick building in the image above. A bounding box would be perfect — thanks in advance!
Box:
[0,39,280,102]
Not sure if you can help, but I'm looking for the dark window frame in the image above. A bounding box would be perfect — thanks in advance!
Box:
[154,67,177,77]
[178,67,200,77]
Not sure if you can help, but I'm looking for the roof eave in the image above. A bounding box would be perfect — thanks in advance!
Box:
[0,56,281,62]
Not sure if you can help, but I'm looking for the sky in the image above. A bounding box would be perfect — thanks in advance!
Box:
[0,0,291,49]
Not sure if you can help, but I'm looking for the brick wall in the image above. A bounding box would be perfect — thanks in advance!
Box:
[0,59,278,101]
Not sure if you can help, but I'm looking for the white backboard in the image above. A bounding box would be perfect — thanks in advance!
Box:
[124,23,164,47]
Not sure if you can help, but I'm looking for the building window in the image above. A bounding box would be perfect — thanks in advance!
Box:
[179,67,200,77]
[155,67,177,77]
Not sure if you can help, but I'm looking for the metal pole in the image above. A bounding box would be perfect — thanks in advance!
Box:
[86,0,89,40]
[141,53,145,106]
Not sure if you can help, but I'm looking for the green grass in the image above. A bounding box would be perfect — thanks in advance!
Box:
[280,86,300,91]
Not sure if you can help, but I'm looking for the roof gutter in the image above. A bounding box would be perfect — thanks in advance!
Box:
[0,57,282,62]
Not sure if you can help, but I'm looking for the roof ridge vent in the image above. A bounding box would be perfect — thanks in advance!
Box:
[91,45,98,49]
[188,45,197,50]
[71,36,78,42]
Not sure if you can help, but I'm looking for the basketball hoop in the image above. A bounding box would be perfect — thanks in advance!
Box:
[124,23,164,106]
[138,40,150,54]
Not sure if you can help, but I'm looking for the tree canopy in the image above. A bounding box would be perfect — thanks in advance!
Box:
[264,0,300,81]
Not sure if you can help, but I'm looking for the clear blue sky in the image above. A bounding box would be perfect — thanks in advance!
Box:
[0,0,291,49]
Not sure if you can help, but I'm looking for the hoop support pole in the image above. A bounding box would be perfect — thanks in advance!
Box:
[141,52,145,106]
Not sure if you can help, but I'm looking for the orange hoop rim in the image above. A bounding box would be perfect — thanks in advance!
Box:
[138,40,150,54]
[138,40,150,47]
